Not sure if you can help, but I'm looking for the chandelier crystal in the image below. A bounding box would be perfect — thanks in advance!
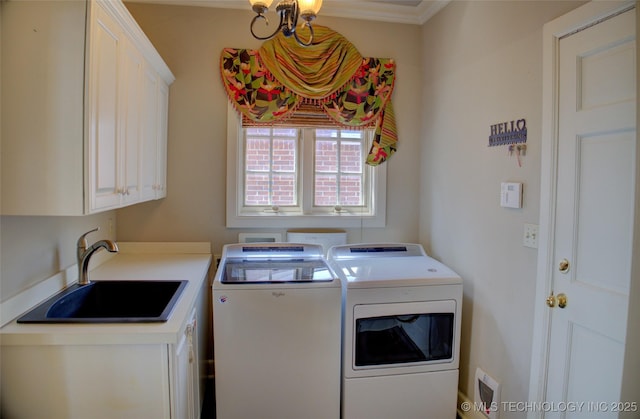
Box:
[248,0,323,46]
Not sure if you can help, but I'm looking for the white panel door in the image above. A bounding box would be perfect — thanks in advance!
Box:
[545,7,636,417]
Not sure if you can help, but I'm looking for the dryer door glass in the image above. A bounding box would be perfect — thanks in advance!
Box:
[353,301,455,367]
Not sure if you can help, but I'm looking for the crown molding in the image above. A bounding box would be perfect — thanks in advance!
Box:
[322,0,450,25]
[125,0,450,25]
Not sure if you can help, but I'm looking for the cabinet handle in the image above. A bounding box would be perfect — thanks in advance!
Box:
[186,323,195,364]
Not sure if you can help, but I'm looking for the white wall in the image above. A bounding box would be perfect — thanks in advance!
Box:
[419,0,584,410]
[117,3,424,253]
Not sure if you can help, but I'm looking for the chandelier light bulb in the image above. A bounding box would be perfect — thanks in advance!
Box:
[249,0,274,9]
[298,0,322,16]
[248,0,319,46]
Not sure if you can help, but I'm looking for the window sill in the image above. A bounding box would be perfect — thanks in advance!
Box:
[226,212,385,229]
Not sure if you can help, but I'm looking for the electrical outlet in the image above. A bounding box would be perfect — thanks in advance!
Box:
[523,223,538,248]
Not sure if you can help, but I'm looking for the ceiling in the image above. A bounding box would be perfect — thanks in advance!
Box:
[128,0,451,25]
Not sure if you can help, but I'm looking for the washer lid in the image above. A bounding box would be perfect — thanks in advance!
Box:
[223,243,324,260]
[222,258,335,283]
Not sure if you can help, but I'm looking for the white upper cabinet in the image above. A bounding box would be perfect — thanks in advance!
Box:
[140,62,169,201]
[1,0,175,215]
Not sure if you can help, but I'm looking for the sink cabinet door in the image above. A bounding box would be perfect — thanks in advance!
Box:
[172,308,200,419]
[0,344,172,419]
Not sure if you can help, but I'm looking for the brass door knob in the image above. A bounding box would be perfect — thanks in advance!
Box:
[559,258,570,273]
[546,293,556,307]
[546,292,568,308]
[557,293,567,309]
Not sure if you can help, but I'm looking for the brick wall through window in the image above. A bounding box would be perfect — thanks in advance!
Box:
[243,127,366,209]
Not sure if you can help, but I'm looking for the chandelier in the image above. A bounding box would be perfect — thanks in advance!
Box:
[248,0,323,46]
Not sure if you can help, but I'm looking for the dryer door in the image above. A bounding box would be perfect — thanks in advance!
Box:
[352,300,456,372]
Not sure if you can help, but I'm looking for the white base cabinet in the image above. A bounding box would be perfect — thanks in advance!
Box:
[1,304,201,419]
[1,327,199,419]
[0,250,212,419]
[2,344,173,419]
[1,0,174,215]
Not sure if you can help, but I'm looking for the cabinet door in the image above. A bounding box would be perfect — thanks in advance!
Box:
[120,38,143,205]
[156,81,170,199]
[1,344,172,419]
[140,64,159,201]
[174,308,199,419]
[88,4,121,212]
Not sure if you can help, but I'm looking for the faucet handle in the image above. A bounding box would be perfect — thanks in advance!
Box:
[77,227,100,253]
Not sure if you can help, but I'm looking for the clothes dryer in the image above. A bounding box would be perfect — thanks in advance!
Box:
[328,243,463,419]
[213,243,342,419]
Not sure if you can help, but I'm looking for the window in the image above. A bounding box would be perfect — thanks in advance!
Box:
[226,104,386,228]
[314,129,366,208]
[244,127,299,207]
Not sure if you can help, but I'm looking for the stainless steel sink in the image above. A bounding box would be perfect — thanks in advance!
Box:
[17,280,188,323]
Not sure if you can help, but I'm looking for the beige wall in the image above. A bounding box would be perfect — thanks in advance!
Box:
[0,1,117,301]
[6,1,624,414]
[0,213,115,300]
[117,3,424,251]
[420,0,583,409]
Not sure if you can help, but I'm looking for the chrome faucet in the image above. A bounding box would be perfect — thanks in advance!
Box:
[77,228,119,285]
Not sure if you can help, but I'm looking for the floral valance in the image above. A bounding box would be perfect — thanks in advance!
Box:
[220,26,397,166]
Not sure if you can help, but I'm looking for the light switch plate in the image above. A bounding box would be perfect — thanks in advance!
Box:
[523,223,538,248]
[500,182,522,208]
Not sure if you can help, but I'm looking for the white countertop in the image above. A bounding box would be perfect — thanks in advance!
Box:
[0,246,212,346]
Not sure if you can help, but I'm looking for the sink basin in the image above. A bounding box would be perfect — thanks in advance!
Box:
[17,280,188,323]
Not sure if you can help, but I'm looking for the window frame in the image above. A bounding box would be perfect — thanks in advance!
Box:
[226,103,386,228]
[306,129,371,211]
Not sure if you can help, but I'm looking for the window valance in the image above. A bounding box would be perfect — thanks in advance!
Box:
[220,25,397,166]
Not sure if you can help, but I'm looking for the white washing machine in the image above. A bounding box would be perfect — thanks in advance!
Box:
[328,243,463,419]
[213,243,342,419]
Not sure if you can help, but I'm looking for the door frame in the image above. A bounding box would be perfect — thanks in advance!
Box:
[528,1,639,417]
